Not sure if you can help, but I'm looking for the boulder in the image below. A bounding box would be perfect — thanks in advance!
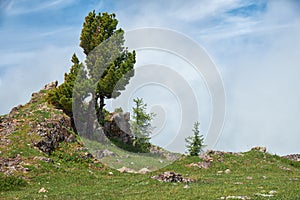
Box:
[251,146,266,153]
[117,166,136,173]
[8,104,23,118]
[43,80,58,90]
[104,112,133,144]
[138,168,151,174]
[95,149,115,158]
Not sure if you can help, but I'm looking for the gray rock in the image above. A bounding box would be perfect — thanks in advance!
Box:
[43,80,58,90]
[151,171,195,183]
[95,149,115,158]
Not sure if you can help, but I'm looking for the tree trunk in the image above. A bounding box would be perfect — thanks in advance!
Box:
[86,99,95,140]
[98,95,106,126]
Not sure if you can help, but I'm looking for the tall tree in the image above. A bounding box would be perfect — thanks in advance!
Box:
[80,11,136,125]
[185,121,205,156]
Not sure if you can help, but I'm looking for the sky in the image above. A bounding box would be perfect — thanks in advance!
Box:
[1,0,300,155]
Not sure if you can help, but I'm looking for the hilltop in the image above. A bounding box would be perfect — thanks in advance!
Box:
[0,82,299,199]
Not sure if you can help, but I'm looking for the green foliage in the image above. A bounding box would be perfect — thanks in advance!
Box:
[80,11,136,125]
[130,98,155,153]
[114,107,123,113]
[80,11,118,56]
[0,174,27,191]
[47,54,86,117]
[185,121,205,156]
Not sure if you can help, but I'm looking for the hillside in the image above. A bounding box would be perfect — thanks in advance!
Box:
[0,83,300,199]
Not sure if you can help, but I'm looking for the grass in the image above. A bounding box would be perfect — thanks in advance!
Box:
[0,175,27,192]
[1,91,299,199]
[81,137,178,171]
[1,147,299,199]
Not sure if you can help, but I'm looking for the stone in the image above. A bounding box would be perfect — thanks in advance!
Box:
[282,154,300,162]
[255,193,273,197]
[104,112,133,144]
[186,161,211,169]
[117,166,137,173]
[108,172,113,175]
[151,171,195,183]
[33,156,54,164]
[199,154,214,162]
[38,187,48,193]
[32,114,73,154]
[221,196,250,199]
[251,146,266,153]
[269,190,277,194]
[43,80,58,90]
[8,104,23,118]
[66,134,76,143]
[123,112,130,121]
[279,166,291,171]
[246,176,253,180]
[183,185,190,189]
[95,149,115,159]
[225,169,231,174]
[138,168,151,174]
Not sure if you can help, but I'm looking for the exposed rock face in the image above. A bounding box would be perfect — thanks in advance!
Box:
[103,112,133,144]
[0,116,18,136]
[283,154,300,162]
[31,114,75,154]
[151,171,195,183]
[8,105,23,118]
[251,146,267,153]
[43,80,58,90]
[0,154,28,175]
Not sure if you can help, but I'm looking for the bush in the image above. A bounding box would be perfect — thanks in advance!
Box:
[0,175,27,191]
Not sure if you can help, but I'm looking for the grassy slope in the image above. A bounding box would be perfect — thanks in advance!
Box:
[1,151,300,200]
[0,92,300,199]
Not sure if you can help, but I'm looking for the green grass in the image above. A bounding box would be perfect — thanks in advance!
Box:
[0,149,299,200]
[81,137,178,171]
[0,174,27,192]
[1,91,299,199]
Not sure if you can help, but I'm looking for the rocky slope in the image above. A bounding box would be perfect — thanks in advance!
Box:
[0,82,89,176]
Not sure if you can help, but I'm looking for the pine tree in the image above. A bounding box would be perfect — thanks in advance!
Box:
[80,11,136,125]
[185,121,205,156]
[47,53,85,117]
[131,98,155,152]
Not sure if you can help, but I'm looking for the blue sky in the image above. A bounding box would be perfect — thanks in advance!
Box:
[1,0,300,155]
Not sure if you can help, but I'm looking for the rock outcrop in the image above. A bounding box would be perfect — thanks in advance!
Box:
[31,114,75,154]
[103,112,133,144]
[151,171,195,183]
[283,154,300,162]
